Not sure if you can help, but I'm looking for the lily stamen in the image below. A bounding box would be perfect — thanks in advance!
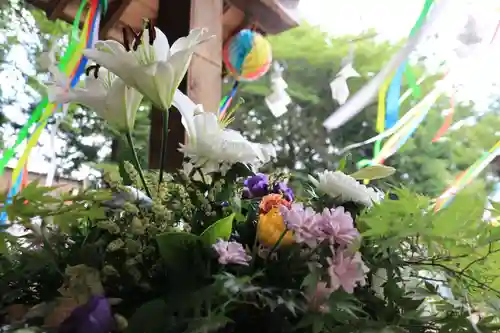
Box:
[85,64,101,78]
[122,27,131,52]
[146,20,156,45]
[133,30,144,51]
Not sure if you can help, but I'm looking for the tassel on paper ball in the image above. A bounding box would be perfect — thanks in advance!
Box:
[223,29,272,82]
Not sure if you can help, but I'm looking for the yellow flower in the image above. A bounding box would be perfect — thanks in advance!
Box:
[257,207,294,247]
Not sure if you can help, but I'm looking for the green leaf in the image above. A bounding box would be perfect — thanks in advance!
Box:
[0,233,7,254]
[125,299,169,333]
[156,232,200,264]
[200,213,235,245]
[337,153,351,172]
[185,315,232,333]
[380,327,408,333]
[350,165,396,180]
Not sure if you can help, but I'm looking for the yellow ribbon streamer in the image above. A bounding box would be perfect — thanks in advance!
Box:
[376,75,393,133]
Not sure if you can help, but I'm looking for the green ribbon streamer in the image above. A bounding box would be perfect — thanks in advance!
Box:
[404,0,434,98]
[364,0,434,169]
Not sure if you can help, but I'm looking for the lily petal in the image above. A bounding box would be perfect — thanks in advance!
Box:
[154,61,176,109]
[124,85,144,130]
[173,89,197,139]
[83,48,136,83]
[150,27,170,62]
[105,79,129,128]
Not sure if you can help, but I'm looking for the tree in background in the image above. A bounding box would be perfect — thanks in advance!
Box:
[0,4,498,197]
[231,24,500,197]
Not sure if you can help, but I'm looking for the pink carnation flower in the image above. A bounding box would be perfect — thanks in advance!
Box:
[279,203,359,247]
[327,250,368,294]
[279,203,322,247]
[305,281,334,313]
[319,206,359,246]
[212,240,252,266]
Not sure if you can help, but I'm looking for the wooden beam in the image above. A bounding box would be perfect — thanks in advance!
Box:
[148,0,190,172]
[226,0,297,34]
[189,0,223,111]
[222,5,246,41]
[47,0,72,21]
[99,0,132,39]
[148,0,223,172]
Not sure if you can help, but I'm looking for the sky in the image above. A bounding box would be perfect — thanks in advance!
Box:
[1,0,500,180]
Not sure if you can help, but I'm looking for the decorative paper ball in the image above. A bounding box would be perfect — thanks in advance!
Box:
[223,29,272,82]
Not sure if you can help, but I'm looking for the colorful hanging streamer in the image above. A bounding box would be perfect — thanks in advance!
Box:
[432,20,500,143]
[359,15,500,170]
[357,82,446,169]
[219,81,240,120]
[323,0,450,130]
[434,141,500,212]
[0,0,105,223]
[431,94,455,142]
[0,152,29,224]
[370,0,433,170]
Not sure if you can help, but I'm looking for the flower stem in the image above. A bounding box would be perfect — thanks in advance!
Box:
[158,109,170,191]
[40,219,64,277]
[125,132,152,198]
[266,229,288,260]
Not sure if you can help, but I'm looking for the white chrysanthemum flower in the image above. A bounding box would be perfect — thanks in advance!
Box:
[309,170,380,207]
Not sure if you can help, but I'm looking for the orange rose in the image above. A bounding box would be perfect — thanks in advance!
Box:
[259,193,291,214]
[257,207,294,247]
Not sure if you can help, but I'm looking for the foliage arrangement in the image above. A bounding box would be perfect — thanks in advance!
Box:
[3,153,500,333]
[2,14,500,333]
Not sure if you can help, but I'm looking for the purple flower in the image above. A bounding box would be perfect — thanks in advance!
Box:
[272,182,294,201]
[243,173,269,199]
[213,240,252,266]
[58,296,114,333]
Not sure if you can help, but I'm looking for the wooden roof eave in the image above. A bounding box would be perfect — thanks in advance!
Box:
[27,0,300,44]
[226,0,299,35]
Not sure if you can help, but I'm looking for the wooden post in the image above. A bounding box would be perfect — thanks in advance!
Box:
[148,0,223,172]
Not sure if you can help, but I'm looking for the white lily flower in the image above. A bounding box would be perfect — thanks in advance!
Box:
[174,91,275,174]
[83,21,212,120]
[309,170,380,207]
[47,65,143,133]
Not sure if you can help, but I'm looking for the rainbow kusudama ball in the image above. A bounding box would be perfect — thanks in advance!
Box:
[223,29,272,82]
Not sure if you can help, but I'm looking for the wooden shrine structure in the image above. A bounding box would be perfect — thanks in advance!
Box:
[26,0,301,170]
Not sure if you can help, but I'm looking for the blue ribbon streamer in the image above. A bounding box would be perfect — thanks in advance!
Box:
[0,169,24,224]
[385,60,407,129]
